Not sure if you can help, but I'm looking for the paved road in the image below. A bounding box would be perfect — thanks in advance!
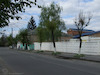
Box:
[0,47,100,75]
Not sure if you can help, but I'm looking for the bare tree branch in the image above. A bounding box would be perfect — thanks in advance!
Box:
[74,10,92,54]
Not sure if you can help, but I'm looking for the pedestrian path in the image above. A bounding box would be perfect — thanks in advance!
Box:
[58,52,100,62]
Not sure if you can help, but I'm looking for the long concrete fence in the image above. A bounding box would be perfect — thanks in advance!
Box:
[34,41,100,55]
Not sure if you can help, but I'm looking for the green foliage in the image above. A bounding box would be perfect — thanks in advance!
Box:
[27,16,36,30]
[36,26,46,43]
[0,0,41,28]
[27,16,37,44]
[16,29,29,44]
[13,37,18,45]
[40,2,66,32]
[39,2,66,50]
[39,2,66,52]
[7,34,18,46]
[7,34,13,46]
[74,54,85,58]
[52,52,61,55]
[0,34,8,46]
[36,26,51,42]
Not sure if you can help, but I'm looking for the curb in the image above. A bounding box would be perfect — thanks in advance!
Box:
[56,55,100,63]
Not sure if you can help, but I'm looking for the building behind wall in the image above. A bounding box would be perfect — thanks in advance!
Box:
[73,29,100,42]
[27,29,38,43]
[59,32,72,41]
[67,28,94,36]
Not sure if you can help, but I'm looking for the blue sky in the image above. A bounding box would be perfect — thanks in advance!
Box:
[1,0,100,37]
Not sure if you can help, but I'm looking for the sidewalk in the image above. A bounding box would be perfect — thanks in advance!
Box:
[17,50,100,63]
[56,52,100,62]
[32,50,100,63]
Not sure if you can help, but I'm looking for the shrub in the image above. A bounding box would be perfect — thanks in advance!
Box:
[74,54,85,58]
[52,52,61,56]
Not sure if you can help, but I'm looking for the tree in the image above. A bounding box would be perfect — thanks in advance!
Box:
[74,11,92,54]
[36,26,45,50]
[17,29,29,49]
[27,16,36,46]
[7,34,13,46]
[27,16,36,30]
[0,0,41,28]
[0,34,7,46]
[39,2,66,53]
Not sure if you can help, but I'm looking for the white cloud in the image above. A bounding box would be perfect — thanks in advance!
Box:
[59,0,100,31]
[3,0,100,36]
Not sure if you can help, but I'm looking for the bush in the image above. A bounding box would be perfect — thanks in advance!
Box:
[52,52,61,56]
[74,54,85,58]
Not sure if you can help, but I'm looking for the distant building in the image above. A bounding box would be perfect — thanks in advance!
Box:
[72,30,100,42]
[67,28,94,36]
[74,31,100,38]
[89,31,100,37]
[27,29,38,43]
[58,32,72,41]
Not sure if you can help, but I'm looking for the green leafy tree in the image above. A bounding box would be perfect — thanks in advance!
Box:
[39,2,66,52]
[0,34,7,46]
[27,16,36,30]
[17,29,29,49]
[7,34,13,46]
[27,16,37,45]
[74,11,92,54]
[36,26,46,50]
[0,0,41,28]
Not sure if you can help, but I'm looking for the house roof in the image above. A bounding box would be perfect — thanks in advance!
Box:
[73,31,100,38]
[61,32,73,37]
[69,28,94,32]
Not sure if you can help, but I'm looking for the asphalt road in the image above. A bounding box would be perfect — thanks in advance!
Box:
[0,47,100,75]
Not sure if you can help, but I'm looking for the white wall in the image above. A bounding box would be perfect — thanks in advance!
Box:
[17,42,22,49]
[81,36,100,42]
[34,41,100,55]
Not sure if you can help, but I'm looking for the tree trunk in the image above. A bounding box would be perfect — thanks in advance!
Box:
[23,43,24,50]
[40,43,42,50]
[26,43,28,50]
[51,30,56,53]
[79,37,82,54]
[28,44,30,50]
